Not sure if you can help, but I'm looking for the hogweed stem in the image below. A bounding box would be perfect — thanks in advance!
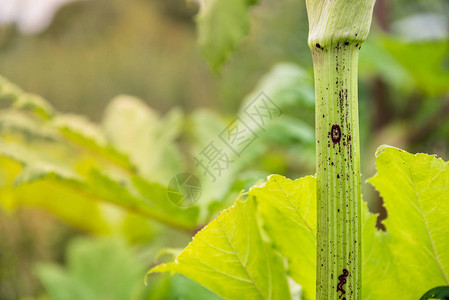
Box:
[305,1,376,299]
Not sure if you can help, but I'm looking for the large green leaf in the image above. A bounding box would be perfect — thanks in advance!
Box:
[150,195,291,300]
[252,175,316,300]
[148,175,372,300]
[196,0,259,71]
[361,195,392,300]
[151,146,449,299]
[365,146,449,299]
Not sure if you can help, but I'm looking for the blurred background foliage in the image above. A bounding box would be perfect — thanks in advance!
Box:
[0,0,448,299]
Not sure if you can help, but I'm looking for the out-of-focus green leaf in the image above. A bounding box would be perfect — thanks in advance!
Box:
[2,179,113,234]
[0,143,198,230]
[0,75,23,99]
[364,146,449,299]
[0,76,54,119]
[0,142,79,185]
[196,0,260,71]
[382,38,449,96]
[0,111,57,141]
[240,63,314,112]
[187,109,243,216]
[261,116,314,146]
[150,195,291,300]
[239,63,316,171]
[13,93,55,120]
[130,174,199,228]
[36,238,145,300]
[0,155,157,239]
[102,95,184,183]
[53,113,135,173]
[359,37,414,92]
[36,238,222,300]
[188,109,227,155]
[190,63,315,213]
[54,114,107,147]
[240,63,315,155]
[0,76,200,231]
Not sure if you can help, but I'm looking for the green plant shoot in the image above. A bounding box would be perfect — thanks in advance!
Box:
[305,0,376,299]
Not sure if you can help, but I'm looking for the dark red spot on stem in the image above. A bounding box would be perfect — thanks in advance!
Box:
[331,125,341,144]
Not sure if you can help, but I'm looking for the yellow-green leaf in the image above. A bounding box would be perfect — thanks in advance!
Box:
[365,146,449,299]
[251,175,316,300]
[150,196,291,300]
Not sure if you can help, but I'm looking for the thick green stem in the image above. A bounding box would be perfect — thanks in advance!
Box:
[304,1,375,299]
[313,42,361,300]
